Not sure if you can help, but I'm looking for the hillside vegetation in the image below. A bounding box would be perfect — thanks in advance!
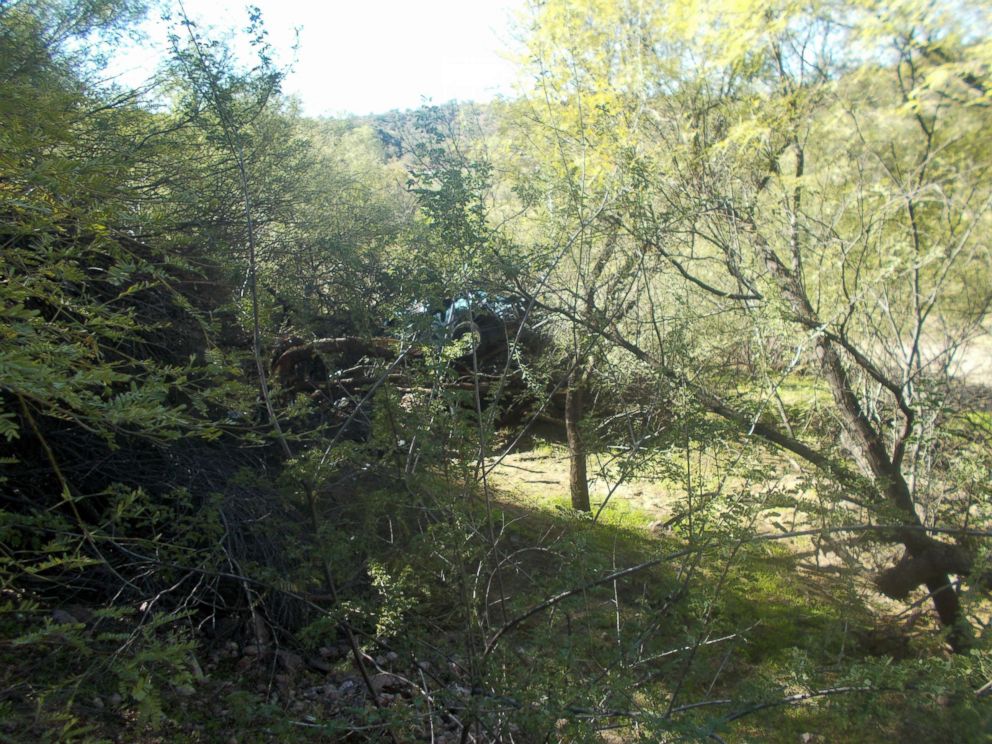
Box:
[1,1,991,741]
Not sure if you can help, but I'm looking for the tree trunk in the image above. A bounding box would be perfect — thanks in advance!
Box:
[565,364,591,512]
[760,241,969,649]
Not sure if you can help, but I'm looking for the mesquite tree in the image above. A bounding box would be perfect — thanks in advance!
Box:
[517,0,992,648]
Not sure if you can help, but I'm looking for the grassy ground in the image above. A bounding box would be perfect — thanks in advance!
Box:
[477,443,987,742]
[5,435,987,743]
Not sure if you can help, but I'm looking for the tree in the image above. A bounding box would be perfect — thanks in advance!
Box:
[515,0,992,647]
[500,2,656,510]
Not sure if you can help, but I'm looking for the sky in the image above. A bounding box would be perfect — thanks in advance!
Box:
[114,0,527,117]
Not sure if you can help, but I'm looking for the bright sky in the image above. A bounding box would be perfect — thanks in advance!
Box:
[115,0,526,116]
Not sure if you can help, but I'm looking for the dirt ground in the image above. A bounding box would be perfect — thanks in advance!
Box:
[485,448,675,520]
[484,447,805,530]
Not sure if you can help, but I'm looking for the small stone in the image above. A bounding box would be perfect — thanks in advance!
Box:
[91,696,104,709]
[415,660,431,672]
[275,649,304,674]
[375,655,386,666]
[243,643,262,657]
[52,609,78,625]
[306,656,331,673]
[236,657,254,672]
[385,651,399,663]
[108,693,123,707]
[370,672,406,695]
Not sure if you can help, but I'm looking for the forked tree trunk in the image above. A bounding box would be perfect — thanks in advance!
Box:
[565,363,591,512]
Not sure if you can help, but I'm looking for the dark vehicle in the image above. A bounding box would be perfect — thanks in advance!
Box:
[435,293,533,366]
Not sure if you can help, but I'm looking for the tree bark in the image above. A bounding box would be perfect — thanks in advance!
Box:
[565,362,591,512]
[758,239,969,649]
[521,285,977,648]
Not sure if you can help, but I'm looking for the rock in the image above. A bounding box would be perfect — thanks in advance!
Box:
[385,651,399,663]
[52,609,78,625]
[108,693,123,707]
[415,660,431,673]
[242,643,264,657]
[275,649,304,675]
[209,616,241,641]
[370,672,406,695]
[236,657,254,673]
[91,696,104,709]
[306,656,332,673]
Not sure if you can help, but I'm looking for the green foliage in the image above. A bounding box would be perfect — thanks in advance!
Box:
[1,0,990,742]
